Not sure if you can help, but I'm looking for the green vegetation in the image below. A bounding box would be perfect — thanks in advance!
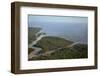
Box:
[50,44,88,59]
[29,44,87,60]
[29,36,88,60]
[34,36,73,52]
[28,27,41,44]
[28,27,88,61]
[28,48,34,54]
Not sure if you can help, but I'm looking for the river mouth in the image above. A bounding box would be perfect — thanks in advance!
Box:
[28,36,88,60]
[28,27,88,60]
[28,47,42,59]
[28,28,48,59]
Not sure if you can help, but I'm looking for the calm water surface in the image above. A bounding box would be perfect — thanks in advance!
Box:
[28,15,88,44]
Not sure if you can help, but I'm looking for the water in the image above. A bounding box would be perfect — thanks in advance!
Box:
[29,15,88,44]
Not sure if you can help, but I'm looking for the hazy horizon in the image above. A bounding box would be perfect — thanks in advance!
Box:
[28,15,88,44]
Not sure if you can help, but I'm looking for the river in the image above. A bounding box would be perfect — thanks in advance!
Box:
[28,30,80,59]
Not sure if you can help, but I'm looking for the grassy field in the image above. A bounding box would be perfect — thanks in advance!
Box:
[29,36,88,60]
[34,36,73,52]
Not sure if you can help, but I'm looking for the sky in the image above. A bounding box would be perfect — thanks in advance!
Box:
[28,15,88,27]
